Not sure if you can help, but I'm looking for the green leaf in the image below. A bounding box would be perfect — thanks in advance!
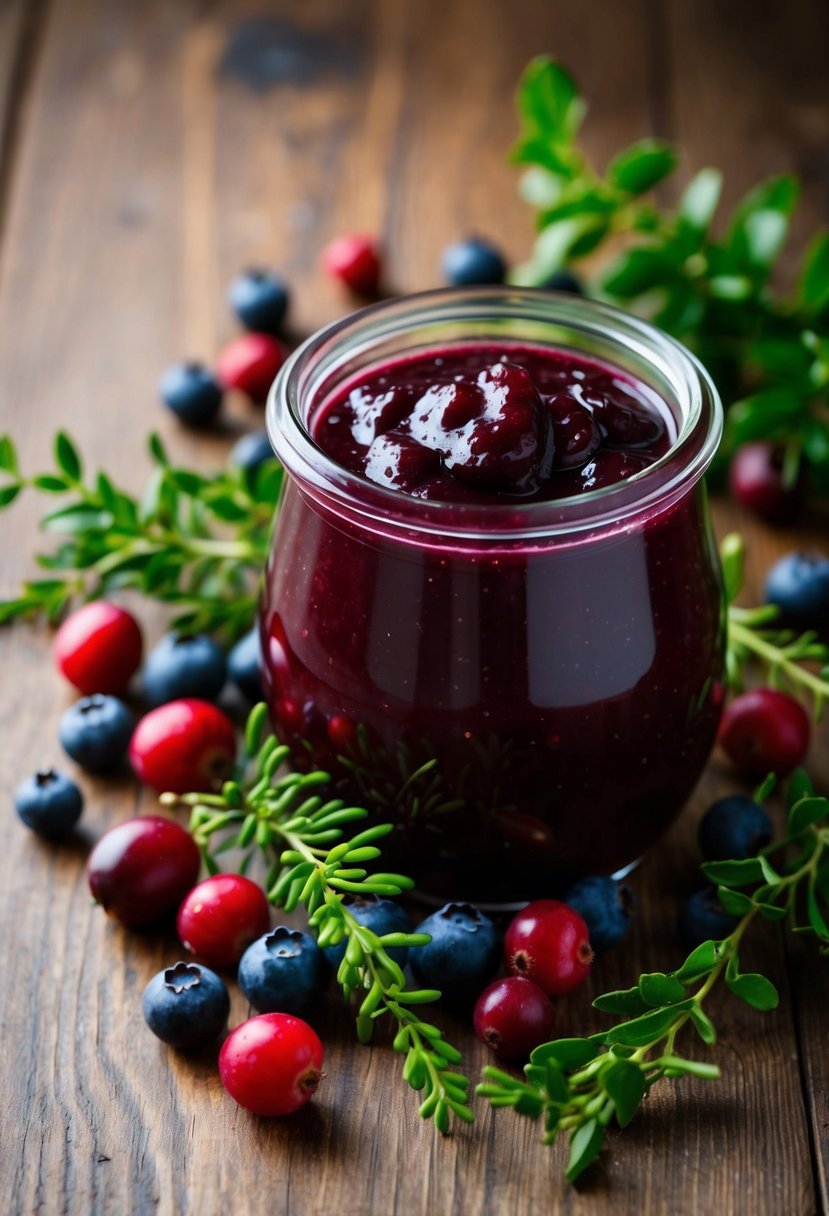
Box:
[725,971,779,1011]
[32,474,69,493]
[54,432,82,482]
[800,231,829,312]
[593,986,651,1016]
[638,972,688,1007]
[517,56,584,141]
[717,886,754,916]
[728,174,798,274]
[566,1119,604,1183]
[701,858,764,887]
[205,493,250,523]
[602,247,680,298]
[674,940,718,982]
[679,168,722,236]
[726,388,806,446]
[787,788,823,832]
[42,504,112,533]
[607,139,678,195]
[170,469,207,497]
[529,1038,600,1070]
[689,1005,717,1045]
[753,772,777,803]
[603,1059,646,1128]
[719,532,745,603]
[0,484,20,508]
[0,435,19,475]
[807,884,829,939]
[148,432,169,467]
[604,1001,693,1048]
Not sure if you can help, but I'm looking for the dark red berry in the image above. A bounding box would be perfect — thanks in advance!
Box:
[473,976,556,1061]
[504,899,593,996]
[177,874,271,967]
[717,687,810,777]
[327,713,357,751]
[217,333,286,403]
[219,1012,324,1116]
[547,393,600,469]
[54,602,142,695]
[729,442,801,524]
[87,815,200,928]
[365,431,441,492]
[322,234,381,295]
[129,698,237,794]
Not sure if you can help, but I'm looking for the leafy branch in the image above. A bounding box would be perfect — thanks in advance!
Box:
[162,704,472,1132]
[477,771,829,1182]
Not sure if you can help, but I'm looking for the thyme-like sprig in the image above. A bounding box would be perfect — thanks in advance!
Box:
[477,770,829,1182]
[162,704,472,1133]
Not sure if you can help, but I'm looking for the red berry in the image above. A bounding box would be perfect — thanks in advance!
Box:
[718,687,810,777]
[327,713,357,751]
[54,602,142,695]
[129,698,237,793]
[729,442,801,524]
[219,1012,324,1116]
[177,874,271,967]
[87,815,200,928]
[504,899,593,996]
[217,333,286,403]
[322,234,381,295]
[473,976,556,1061]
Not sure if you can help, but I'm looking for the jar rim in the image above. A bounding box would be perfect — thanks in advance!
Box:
[266,287,723,542]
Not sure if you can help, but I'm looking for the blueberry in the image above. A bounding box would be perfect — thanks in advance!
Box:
[441,237,506,286]
[409,902,500,1004]
[142,633,226,707]
[323,896,411,970]
[230,431,274,474]
[698,795,773,862]
[562,876,635,952]
[59,695,134,773]
[142,961,230,1049]
[678,887,739,948]
[229,269,290,335]
[14,768,83,837]
[764,551,829,630]
[228,628,262,701]
[539,270,583,294]
[158,362,223,427]
[238,927,329,1015]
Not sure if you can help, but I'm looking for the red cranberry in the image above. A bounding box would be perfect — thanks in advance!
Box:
[177,874,271,967]
[217,333,286,403]
[129,698,237,793]
[729,442,801,524]
[473,976,556,1061]
[87,815,200,928]
[54,602,142,695]
[504,899,593,996]
[546,393,600,469]
[718,687,810,777]
[322,234,381,295]
[219,1013,324,1116]
[327,713,357,751]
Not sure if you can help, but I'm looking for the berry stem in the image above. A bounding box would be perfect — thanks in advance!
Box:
[727,613,829,717]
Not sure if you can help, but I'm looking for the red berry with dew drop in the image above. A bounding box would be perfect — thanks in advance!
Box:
[129,698,237,794]
[504,899,594,996]
[54,601,143,695]
[177,874,271,968]
[219,1013,324,1116]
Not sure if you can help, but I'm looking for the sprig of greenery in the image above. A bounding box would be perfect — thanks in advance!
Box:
[477,771,829,1182]
[162,703,472,1132]
[722,532,829,717]
[0,430,278,637]
[512,56,829,491]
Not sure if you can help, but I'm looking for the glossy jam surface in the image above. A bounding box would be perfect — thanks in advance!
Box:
[262,342,723,902]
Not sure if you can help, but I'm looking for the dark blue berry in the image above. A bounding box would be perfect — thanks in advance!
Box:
[323,897,411,970]
[142,633,226,707]
[698,795,773,862]
[59,695,134,773]
[238,927,329,1015]
[229,269,289,335]
[230,431,274,474]
[409,902,500,1003]
[159,362,223,427]
[441,237,506,286]
[14,768,83,837]
[228,628,262,701]
[764,551,829,631]
[562,876,634,952]
[539,269,583,294]
[142,961,230,1049]
[678,887,739,948]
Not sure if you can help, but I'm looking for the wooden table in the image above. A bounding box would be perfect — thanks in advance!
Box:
[1,1,827,1212]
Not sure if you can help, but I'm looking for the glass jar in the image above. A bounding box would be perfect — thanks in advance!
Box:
[263,289,724,904]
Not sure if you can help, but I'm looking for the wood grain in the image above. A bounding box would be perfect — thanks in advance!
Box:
[0,1,827,1213]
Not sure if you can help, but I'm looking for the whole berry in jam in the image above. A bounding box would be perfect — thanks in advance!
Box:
[142,961,230,1049]
[229,268,289,335]
[473,976,556,1062]
[15,768,83,838]
[238,927,330,1015]
[219,1012,324,1117]
[217,333,286,403]
[697,795,773,862]
[504,899,593,996]
[717,687,810,777]
[364,431,440,493]
[561,876,635,953]
[177,874,271,967]
[323,897,411,970]
[227,627,262,702]
[679,887,739,948]
[540,269,583,294]
[546,394,600,469]
[87,815,200,928]
[54,601,142,695]
[764,551,829,630]
[159,361,223,427]
[59,695,135,773]
[129,698,236,793]
[441,236,507,286]
[322,233,381,295]
[409,903,500,1003]
[142,632,227,707]
[230,430,274,475]
[729,442,801,524]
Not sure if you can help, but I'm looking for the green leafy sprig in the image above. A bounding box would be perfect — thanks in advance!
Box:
[512,56,829,490]
[477,771,829,1182]
[0,431,278,637]
[162,704,472,1132]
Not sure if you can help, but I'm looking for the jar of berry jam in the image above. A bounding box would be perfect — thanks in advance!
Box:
[263,289,724,904]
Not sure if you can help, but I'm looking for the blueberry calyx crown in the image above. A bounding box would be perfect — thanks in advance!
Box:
[438,902,486,930]
[34,768,59,787]
[264,927,305,958]
[164,961,202,994]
